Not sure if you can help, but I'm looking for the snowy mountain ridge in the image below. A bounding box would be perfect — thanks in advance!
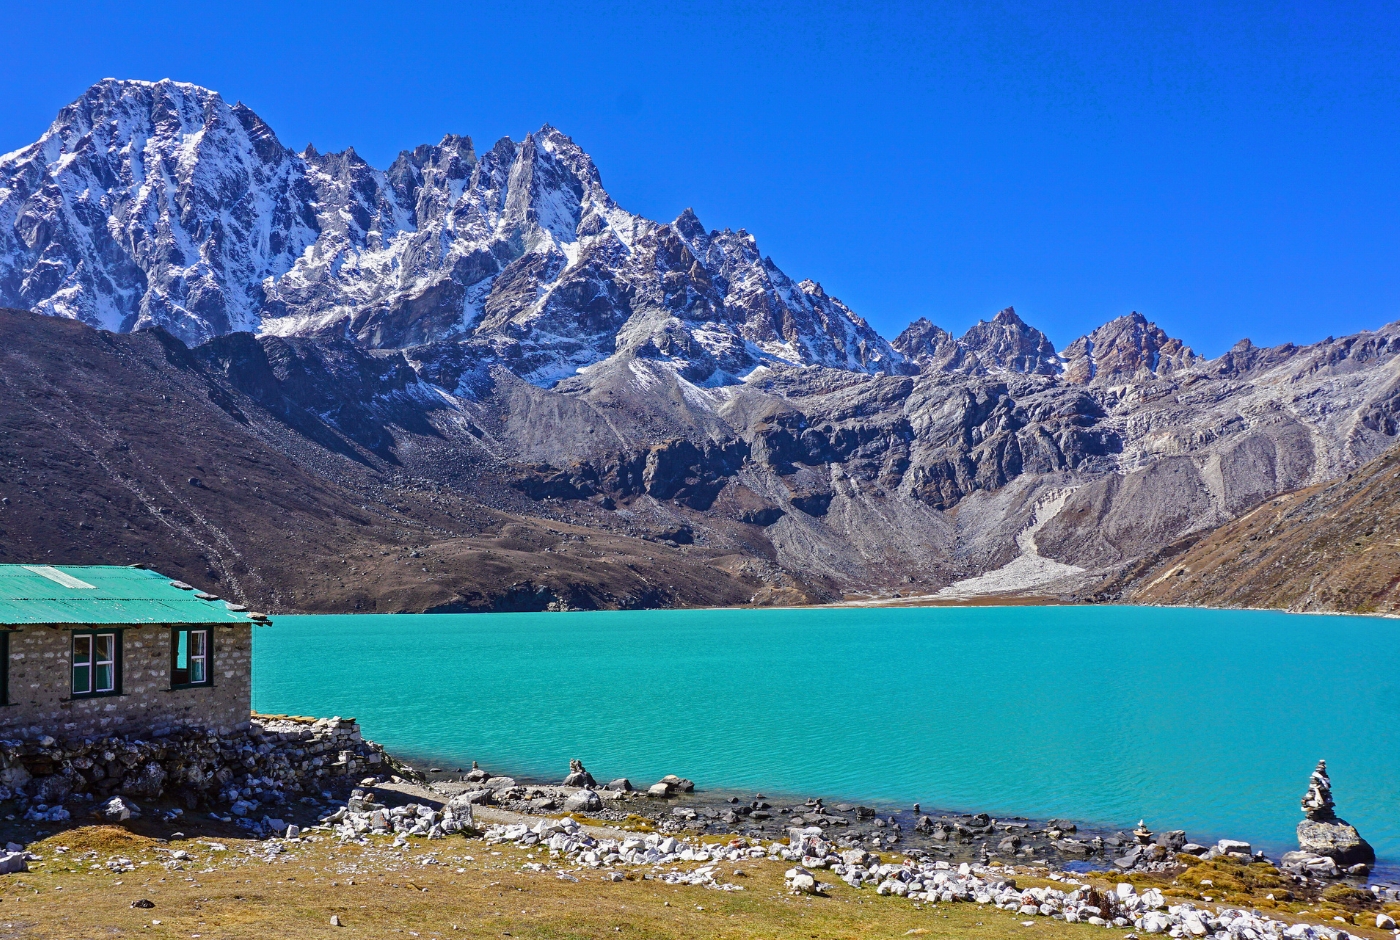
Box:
[6,80,1400,612]
[0,78,900,386]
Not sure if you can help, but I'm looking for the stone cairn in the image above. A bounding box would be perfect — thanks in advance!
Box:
[1301,760,1336,821]
[562,758,597,789]
[1282,759,1375,877]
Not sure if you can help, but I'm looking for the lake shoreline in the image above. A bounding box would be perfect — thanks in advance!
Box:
[257,606,1400,878]
[370,748,1398,887]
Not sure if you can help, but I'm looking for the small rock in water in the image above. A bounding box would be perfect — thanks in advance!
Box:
[1154,830,1186,851]
[1280,851,1338,878]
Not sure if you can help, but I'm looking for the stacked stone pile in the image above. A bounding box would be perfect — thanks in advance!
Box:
[1284,761,1375,877]
[562,759,596,788]
[0,715,394,826]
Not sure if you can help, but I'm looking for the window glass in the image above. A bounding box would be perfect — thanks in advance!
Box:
[171,628,211,687]
[94,634,115,693]
[190,631,207,684]
[72,634,92,695]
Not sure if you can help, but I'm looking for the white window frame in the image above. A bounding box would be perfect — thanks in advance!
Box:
[171,627,213,689]
[72,630,119,697]
[189,628,207,685]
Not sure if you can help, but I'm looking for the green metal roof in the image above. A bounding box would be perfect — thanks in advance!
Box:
[0,565,261,626]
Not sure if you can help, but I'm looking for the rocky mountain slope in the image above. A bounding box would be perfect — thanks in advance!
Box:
[1101,443,1400,614]
[0,310,772,612]
[2,79,1400,613]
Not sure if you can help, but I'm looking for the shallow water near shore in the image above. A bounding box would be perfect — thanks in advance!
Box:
[252,605,1400,866]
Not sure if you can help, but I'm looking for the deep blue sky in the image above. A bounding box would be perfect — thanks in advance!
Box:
[3,1,1398,355]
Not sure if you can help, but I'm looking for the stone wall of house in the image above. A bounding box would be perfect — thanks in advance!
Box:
[2,622,253,739]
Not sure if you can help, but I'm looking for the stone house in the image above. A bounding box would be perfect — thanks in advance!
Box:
[0,564,267,741]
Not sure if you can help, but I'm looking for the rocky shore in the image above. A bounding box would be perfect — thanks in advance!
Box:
[0,720,1386,888]
[394,758,1387,885]
[1,719,1395,937]
[314,778,1400,939]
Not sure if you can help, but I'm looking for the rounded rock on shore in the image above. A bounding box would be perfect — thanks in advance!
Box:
[1297,819,1375,866]
[563,789,603,814]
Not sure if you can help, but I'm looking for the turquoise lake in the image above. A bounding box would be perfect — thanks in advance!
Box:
[252,605,1400,863]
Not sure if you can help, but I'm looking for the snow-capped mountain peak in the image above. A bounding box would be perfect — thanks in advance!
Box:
[0,78,316,342]
[1,79,904,387]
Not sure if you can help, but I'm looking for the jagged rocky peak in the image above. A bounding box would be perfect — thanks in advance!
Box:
[893,317,952,356]
[892,317,974,373]
[1,79,908,385]
[0,78,318,344]
[959,307,1060,375]
[264,121,653,355]
[1061,312,1201,385]
[672,206,707,243]
[45,78,249,155]
[597,205,901,381]
[1207,337,1286,378]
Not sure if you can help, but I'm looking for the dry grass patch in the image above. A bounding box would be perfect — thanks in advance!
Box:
[0,826,1113,940]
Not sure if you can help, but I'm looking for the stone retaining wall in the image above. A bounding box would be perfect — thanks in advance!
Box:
[0,714,397,822]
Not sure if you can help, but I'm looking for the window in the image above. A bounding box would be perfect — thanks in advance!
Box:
[72,630,121,697]
[171,627,212,688]
[0,631,8,706]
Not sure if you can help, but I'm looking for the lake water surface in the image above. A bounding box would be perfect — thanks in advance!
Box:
[252,605,1399,863]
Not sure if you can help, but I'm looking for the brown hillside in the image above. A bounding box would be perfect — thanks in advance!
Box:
[0,310,767,612]
[1100,445,1400,614]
